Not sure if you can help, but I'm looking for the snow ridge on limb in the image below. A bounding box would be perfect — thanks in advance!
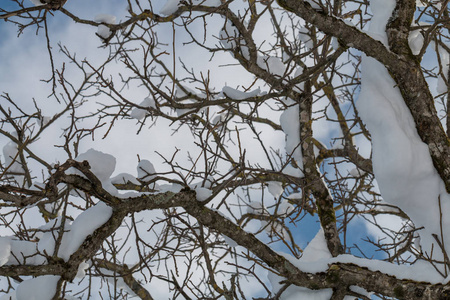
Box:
[0,154,447,298]
[3,159,447,300]
[385,0,450,193]
[183,195,450,300]
[275,0,450,193]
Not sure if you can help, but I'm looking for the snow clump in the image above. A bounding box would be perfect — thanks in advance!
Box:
[95,14,117,39]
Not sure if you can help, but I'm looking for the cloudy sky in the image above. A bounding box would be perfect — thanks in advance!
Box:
[0,0,280,172]
[0,0,418,298]
[0,0,388,251]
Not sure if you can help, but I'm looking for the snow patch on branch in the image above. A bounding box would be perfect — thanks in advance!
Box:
[219,20,240,49]
[94,14,117,24]
[267,181,283,198]
[58,202,113,261]
[356,0,450,268]
[2,136,26,185]
[269,229,333,299]
[222,86,261,100]
[298,27,313,50]
[95,14,116,39]
[280,98,304,177]
[257,56,286,77]
[137,159,156,181]
[75,149,116,181]
[70,148,123,196]
[16,275,60,300]
[437,46,449,94]
[130,97,156,120]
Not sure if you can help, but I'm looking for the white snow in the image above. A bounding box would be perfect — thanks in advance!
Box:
[29,0,43,6]
[257,56,286,77]
[175,85,197,97]
[331,37,339,50]
[408,28,424,56]
[218,18,253,60]
[95,14,116,39]
[70,148,119,195]
[0,237,11,266]
[437,46,449,94]
[222,86,261,100]
[298,27,313,50]
[8,239,40,265]
[3,141,21,171]
[349,286,372,299]
[305,0,322,10]
[3,139,25,180]
[110,172,140,185]
[173,86,202,116]
[301,228,332,263]
[58,202,113,261]
[246,201,266,215]
[264,220,291,241]
[16,275,60,300]
[222,234,238,247]
[349,167,365,177]
[287,192,302,200]
[195,187,212,201]
[157,183,183,193]
[277,228,332,274]
[75,148,116,182]
[37,115,51,127]
[137,159,156,181]
[280,99,304,176]
[416,0,426,6]
[269,229,332,298]
[130,97,156,120]
[97,25,112,39]
[282,165,304,178]
[356,0,450,269]
[211,112,226,125]
[368,0,396,43]
[219,20,240,49]
[278,199,295,215]
[332,255,445,284]
[76,260,90,278]
[94,14,117,24]
[37,218,64,259]
[267,181,283,198]
[276,237,447,289]
[6,204,112,265]
[279,287,333,300]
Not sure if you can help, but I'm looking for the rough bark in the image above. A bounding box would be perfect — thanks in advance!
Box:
[1,160,449,299]
[275,0,450,192]
[297,84,343,257]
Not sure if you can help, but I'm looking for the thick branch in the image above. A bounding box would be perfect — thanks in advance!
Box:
[297,84,343,256]
[94,259,155,300]
[0,162,449,299]
[182,193,450,300]
[276,0,450,192]
[386,1,450,192]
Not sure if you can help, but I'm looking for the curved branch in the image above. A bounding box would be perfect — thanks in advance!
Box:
[275,0,450,192]
[0,159,448,299]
